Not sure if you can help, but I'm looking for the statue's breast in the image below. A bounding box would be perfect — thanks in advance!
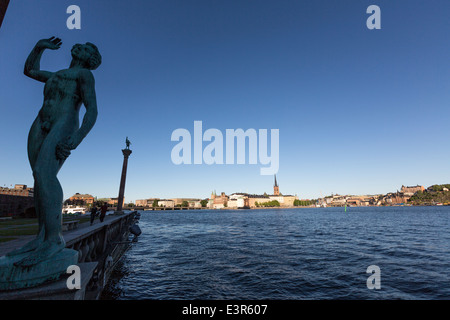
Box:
[54,70,78,83]
[45,70,79,98]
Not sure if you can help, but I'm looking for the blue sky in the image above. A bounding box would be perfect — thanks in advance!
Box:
[0,0,449,202]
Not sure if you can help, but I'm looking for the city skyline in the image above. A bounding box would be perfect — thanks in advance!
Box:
[1,1,449,202]
[0,177,432,204]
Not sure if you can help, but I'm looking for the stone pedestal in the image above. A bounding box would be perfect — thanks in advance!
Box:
[0,262,97,300]
[116,148,132,212]
[0,248,78,291]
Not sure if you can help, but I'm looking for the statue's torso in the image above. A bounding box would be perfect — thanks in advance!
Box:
[39,69,83,124]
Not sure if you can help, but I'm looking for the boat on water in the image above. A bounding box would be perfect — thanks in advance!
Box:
[62,206,87,215]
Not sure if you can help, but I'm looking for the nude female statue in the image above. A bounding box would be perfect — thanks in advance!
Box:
[7,37,101,267]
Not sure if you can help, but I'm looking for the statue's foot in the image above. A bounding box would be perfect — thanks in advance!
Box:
[13,241,65,268]
[6,235,44,257]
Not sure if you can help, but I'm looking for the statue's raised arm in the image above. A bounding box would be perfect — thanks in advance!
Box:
[24,36,62,83]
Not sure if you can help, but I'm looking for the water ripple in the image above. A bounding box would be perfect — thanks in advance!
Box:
[101,206,450,300]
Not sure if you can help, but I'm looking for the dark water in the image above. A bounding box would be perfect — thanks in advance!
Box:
[101,206,450,300]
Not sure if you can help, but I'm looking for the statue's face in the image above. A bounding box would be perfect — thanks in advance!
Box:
[71,43,96,63]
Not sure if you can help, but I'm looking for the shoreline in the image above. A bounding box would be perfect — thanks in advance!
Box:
[138,204,450,212]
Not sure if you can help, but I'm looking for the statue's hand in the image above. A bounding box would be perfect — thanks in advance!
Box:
[55,136,76,161]
[37,36,62,50]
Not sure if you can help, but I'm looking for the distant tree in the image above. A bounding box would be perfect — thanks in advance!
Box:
[430,184,450,192]
[181,201,189,207]
[152,199,159,207]
[294,199,316,206]
[200,199,208,207]
[68,199,85,206]
[260,200,280,207]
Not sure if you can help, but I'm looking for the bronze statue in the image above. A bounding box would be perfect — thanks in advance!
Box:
[0,36,101,289]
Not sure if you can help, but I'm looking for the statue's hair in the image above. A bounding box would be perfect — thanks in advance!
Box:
[85,42,102,70]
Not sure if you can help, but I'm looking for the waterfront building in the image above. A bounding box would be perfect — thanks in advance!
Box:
[92,197,125,207]
[228,193,248,208]
[0,184,35,217]
[135,199,147,206]
[228,193,269,208]
[209,192,229,209]
[401,185,425,195]
[135,198,159,207]
[69,193,95,205]
[209,176,298,209]
[191,200,203,208]
[0,184,34,197]
[276,195,297,207]
[66,195,123,207]
[0,194,34,217]
[316,192,407,207]
[268,176,297,207]
[170,198,202,207]
[383,192,410,205]
[136,198,200,207]
[331,195,346,206]
[106,197,124,207]
[268,194,284,203]
[158,199,175,208]
[248,194,271,207]
[227,198,238,208]
[345,195,374,207]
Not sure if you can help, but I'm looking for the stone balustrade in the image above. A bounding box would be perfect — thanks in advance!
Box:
[64,211,137,298]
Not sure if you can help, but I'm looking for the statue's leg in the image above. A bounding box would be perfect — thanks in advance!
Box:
[14,123,68,267]
[33,182,44,236]
[6,119,46,257]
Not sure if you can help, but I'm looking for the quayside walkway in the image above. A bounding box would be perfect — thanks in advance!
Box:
[0,213,125,256]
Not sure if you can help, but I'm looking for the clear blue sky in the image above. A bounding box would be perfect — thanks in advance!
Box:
[1,0,449,202]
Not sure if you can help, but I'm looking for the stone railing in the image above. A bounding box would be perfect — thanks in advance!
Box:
[64,211,136,298]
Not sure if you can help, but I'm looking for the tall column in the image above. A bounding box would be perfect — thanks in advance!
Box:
[116,148,132,213]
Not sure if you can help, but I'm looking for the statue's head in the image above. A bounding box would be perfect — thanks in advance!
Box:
[71,42,102,70]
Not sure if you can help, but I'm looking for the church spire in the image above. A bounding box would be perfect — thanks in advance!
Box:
[273,175,280,195]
